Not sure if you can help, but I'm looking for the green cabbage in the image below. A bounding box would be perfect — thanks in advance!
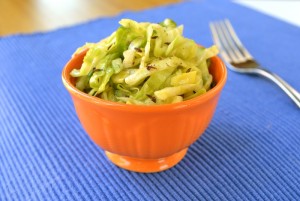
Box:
[70,18,218,105]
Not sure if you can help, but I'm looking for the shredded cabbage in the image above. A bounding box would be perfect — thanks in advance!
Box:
[71,18,218,105]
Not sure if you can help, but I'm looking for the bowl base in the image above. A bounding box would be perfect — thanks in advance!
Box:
[105,148,188,173]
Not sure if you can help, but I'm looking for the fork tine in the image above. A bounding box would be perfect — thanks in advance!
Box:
[224,19,253,60]
[210,21,243,64]
[218,20,247,63]
[209,22,232,63]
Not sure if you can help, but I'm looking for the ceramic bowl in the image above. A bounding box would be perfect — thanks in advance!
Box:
[62,49,227,173]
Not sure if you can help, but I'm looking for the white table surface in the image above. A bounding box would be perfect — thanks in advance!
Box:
[234,0,300,27]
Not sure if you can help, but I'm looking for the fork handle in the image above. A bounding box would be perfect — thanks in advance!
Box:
[255,68,300,108]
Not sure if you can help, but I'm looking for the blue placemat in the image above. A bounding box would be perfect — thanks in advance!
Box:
[1,0,300,200]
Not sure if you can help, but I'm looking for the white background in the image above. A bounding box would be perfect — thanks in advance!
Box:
[234,0,300,27]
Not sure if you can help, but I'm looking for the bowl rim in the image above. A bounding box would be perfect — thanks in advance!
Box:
[62,50,227,112]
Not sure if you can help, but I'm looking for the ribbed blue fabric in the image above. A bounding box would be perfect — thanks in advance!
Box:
[1,0,300,200]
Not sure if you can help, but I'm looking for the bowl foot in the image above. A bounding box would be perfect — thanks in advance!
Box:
[105,148,188,173]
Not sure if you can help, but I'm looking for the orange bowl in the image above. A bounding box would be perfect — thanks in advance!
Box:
[62,49,227,173]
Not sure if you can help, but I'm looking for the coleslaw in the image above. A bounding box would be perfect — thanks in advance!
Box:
[70,18,218,105]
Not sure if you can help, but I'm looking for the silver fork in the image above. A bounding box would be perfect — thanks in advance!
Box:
[210,19,300,108]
